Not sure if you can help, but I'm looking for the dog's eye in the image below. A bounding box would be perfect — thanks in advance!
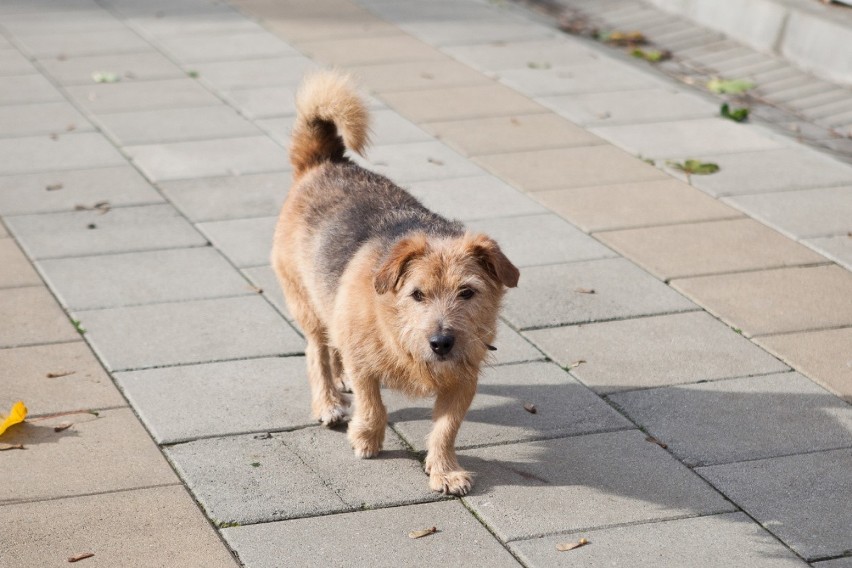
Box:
[411,289,424,302]
[459,288,475,300]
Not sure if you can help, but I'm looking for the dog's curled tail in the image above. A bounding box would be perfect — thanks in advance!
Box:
[290,70,370,178]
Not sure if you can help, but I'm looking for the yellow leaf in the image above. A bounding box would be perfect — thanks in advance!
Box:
[0,401,27,436]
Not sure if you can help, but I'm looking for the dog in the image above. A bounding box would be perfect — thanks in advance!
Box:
[271,71,519,496]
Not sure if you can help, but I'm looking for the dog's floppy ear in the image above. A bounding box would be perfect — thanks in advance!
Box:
[374,234,428,294]
[467,233,520,288]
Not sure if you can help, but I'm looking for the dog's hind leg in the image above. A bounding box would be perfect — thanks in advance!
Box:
[425,382,476,496]
[346,370,386,458]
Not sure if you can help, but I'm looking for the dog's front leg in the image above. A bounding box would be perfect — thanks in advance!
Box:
[347,373,386,458]
[425,383,475,496]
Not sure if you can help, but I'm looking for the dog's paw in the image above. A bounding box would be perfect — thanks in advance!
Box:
[429,470,473,496]
[317,403,349,428]
[348,424,384,458]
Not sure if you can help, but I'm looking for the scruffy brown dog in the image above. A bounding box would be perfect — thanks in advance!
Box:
[272,71,519,496]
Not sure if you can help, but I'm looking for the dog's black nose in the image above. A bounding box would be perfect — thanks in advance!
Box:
[429,334,455,356]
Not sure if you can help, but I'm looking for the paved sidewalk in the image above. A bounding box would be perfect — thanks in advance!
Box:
[1,0,851,566]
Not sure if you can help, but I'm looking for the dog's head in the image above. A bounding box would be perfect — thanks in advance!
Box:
[374,232,519,367]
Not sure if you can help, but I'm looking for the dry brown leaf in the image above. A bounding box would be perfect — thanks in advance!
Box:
[47,371,76,379]
[427,157,444,166]
[0,443,25,451]
[568,360,586,369]
[68,552,95,563]
[46,183,63,191]
[575,287,596,294]
[420,72,435,80]
[49,133,59,140]
[645,436,668,449]
[523,402,537,414]
[54,422,73,432]
[248,285,263,294]
[408,526,437,539]
[510,117,520,125]
[66,124,77,131]
[556,538,589,551]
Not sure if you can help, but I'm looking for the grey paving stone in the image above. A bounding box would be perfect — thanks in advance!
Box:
[242,265,292,321]
[539,87,716,126]
[0,49,35,75]
[813,558,852,568]
[0,408,178,503]
[405,175,547,221]
[126,136,290,182]
[525,311,789,394]
[467,213,615,268]
[491,321,545,365]
[128,8,260,37]
[38,50,184,85]
[65,78,221,114]
[0,238,40,288]
[399,11,553,48]
[191,56,318,90]
[197,215,277,268]
[221,85,297,119]
[611,372,852,467]
[159,171,291,222]
[725,186,852,239]
[386,361,632,451]
[461,430,734,541]
[37,247,253,310]
[2,485,239,568]
[510,512,808,567]
[0,166,164,215]
[442,37,596,72]
[806,235,852,271]
[76,295,304,371]
[498,61,662,96]
[0,341,125,418]
[354,140,483,183]
[13,28,152,58]
[502,258,697,330]
[590,119,787,158]
[698,449,852,561]
[0,286,81,348]
[0,9,124,35]
[157,31,297,63]
[0,74,62,105]
[115,357,313,444]
[222,501,520,568]
[93,105,261,145]
[6,204,206,259]
[0,102,93,138]
[0,132,125,176]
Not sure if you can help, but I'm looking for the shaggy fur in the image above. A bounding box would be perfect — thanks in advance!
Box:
[272,70,519,496]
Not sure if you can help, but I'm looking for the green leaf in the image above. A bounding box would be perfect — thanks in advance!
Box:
[667,159,720,175]
[720,103,750,122]
[526,61,551,70]
[630,48,668,62]
[707,78,754,94]
[187,70,200,78]
[91,71,120,83]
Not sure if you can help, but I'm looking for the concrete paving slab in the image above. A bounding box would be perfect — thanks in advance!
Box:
[115,356,314,444]
[65,77,221,114]
[262,10,401,44]
[0,341,125,417]
[460,430,734,541]
[725,186,852,239]
[0,74,62,105]
[0,166,163,216]
[128,8,261,37]
[93,105,261,145]
[76,295,304,371]
[37,247,253,310]
[241,265,293,321]
[157,31,297,63]
[0,238,41,288]
[0,407,178,504]
[349,57,491,94]
[298,34,442,66]
[422,113,603,157]
[0,286,80,348]
[502,258,697,330]
[597,218,826,281]
[475,145,668,192]
[756,327,852,403]
[197,215,277,268]
[13,28,152,58]
[672,265,852,337]
[590,119,787,159]
[405,175,547,221]
[386,361,632,451]
[806,235,852,271]
[221,84,297,119]
[6,204,206,259]
[498,61,662,96]
[0,10,124,35]
[38,50,184,85]
[526,311,789,394]
[540,87,716,126]
[0,49,36,75]
[356,141,483,183]
[0,102,93,139]
[0,132,125,176]
[190,55,318,90]
[159,171,291,222]
[698,448,852,561]
[491,321,545,365]
[125,136,290,182]
[381,84,547,123]
[222,501,520,568]
[466,213,615,267]
[442,38,596,72]
[611,372,852,467]
[1,485,239,568]
[510,512,808,567]
[814,559,852,568]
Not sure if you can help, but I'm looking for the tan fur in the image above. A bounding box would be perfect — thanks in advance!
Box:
[272,71,519,496]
